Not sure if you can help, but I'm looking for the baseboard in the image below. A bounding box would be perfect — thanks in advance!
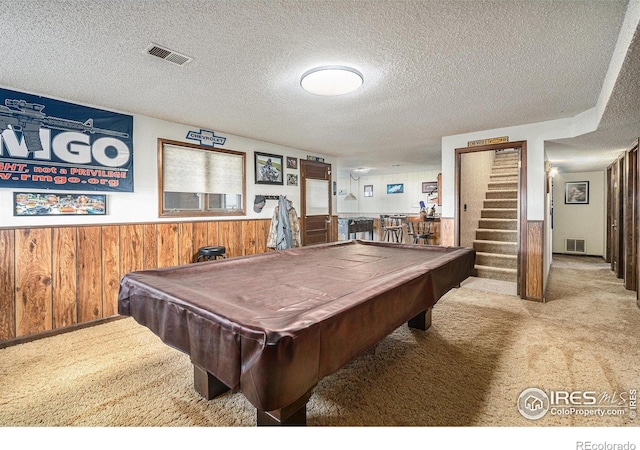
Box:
[0,315,125,350]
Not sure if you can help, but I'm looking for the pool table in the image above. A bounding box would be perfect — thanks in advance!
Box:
[118,240,475,425]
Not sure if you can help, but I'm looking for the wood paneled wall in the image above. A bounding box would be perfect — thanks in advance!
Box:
[440,218,455,247]
[524,220,544,301]
[0,219,271,344]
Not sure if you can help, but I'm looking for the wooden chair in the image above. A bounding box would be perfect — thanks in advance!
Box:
[380,214,404,242]
[406,216,433,244]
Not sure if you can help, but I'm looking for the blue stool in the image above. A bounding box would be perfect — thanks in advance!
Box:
[196,246,226,262]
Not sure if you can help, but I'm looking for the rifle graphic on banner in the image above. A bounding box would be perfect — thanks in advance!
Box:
[0,99,130,152]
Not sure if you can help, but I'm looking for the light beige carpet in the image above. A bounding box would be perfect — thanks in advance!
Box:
[0,254,638,427]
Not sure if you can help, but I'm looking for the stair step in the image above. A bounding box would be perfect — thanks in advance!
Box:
[474,265,518,282]
[488,181,518,190]
[476,252,518,269]
[495,150,519,158]
[485,189,518,200]
[473,240,518,254]
[484,199,517,209]
[478,218,518,230]
[476,229,517,242]
[470,150,521,284]
[492,159,519,166]
[481,208,518,219]
[492,166,519,174]
[493,155,519,163]
[490,173,518,181]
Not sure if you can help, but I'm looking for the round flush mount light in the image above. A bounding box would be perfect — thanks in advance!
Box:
[300,66,363,96]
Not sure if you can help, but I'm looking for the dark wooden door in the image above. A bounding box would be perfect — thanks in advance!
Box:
[624,145,637,290]
[611,156,624,278]
[300,160,332,246]
[605,165,612,263]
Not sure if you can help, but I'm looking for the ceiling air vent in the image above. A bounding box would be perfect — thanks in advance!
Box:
[145,44,193,67]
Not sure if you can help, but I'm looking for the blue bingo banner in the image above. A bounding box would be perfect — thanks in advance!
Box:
[0,87,134,192]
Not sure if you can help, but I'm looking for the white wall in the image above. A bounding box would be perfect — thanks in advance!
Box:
[441,114,602,222]
[551,171,606,256]
[1,111,335,228]
[336,170,441,216]
[459,151,494,248]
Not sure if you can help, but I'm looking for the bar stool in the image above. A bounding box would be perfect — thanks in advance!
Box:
[196,246,226,262]
[406,216,433,244]
[380,215,404,243]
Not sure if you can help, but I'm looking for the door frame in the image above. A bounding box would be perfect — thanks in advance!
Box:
[624,142,638,290]
[606,165,612,263]
[299,159,332,246]
[611,155,625,278]
[455,140,527,297]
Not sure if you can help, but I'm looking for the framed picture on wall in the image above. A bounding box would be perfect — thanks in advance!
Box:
[387,183,404,194]
[364,185,373,197]
[255,152,284,185]
[422,181,437,194]
[14,192,107,216]
[565,181,589,204]
[286,156,298,169]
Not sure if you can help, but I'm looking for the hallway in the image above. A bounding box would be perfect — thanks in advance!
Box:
[461,253,639,306]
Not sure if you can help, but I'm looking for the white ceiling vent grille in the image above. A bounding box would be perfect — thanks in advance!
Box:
[146,44,193,67]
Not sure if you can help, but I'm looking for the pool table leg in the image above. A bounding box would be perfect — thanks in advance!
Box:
[256,388,314,426]
[193,364,230,400]
[407,307,432,330]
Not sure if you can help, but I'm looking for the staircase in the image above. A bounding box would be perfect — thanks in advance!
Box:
[473,150,519,282]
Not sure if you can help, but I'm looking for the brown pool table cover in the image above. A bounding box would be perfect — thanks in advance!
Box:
[118,240,475,412]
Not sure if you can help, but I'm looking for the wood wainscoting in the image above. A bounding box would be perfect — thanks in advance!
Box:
[523,220,544,301]
[0,219,271,346]
[439,217,455,247]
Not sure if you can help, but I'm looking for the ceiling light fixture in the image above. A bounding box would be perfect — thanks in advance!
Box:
[345,174,359,201]
[300,66,363,96]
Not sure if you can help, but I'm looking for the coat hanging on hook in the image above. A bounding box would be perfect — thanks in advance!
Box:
[267,195,300,249]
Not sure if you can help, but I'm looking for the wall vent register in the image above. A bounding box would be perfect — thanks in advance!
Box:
[565,238,586,254]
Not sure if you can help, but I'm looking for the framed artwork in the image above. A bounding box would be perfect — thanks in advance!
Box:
[364,185,373,197]
[14,192,106,216]
[387,183,404,194]
[287,174,298,186]
[565,181,589,204]
[422,181,438,194]
[255,151,283,185]
[286,156,298,169]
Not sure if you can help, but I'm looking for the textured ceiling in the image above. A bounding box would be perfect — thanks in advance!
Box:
[0,0,636,176]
